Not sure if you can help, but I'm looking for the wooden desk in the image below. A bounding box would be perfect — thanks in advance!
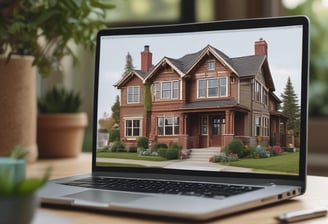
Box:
[27,153,328,224]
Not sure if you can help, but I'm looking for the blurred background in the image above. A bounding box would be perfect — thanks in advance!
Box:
[41,0,328,175]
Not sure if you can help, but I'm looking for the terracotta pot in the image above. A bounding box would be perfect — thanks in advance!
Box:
[37,113,88,158]
[0,55,38,162]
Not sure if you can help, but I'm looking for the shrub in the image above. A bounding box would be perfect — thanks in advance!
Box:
[110,141,125,152]
[166,148,179,160]
[109,129,120,142]
[226,139,244,158]
[211,152,239,163]
[127,145,138,153]
[168,142,181,150]
[254,145,270,158]
[137,136,149,149]
[151,142,168,151]
[271,145,283,156]
[157,148,168,158]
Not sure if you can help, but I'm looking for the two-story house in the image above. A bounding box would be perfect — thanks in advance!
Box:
[114,39,287,149]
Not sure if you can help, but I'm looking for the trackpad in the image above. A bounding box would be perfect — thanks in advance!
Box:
[64,190,149,204]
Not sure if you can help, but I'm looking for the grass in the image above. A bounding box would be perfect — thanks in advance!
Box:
[223,152,300,174]
[96,152,167,161]
[96,162,146,167]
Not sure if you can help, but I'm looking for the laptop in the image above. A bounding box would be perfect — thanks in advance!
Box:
[39,16,309,221]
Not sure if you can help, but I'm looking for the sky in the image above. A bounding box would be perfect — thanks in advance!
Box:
[97,24,304,120]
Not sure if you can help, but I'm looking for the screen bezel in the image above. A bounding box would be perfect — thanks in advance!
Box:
[92,16,309,188]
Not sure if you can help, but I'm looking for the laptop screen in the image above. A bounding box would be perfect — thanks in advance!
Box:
[94,17,309,178]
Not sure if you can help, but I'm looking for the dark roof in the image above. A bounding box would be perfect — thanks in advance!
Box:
[116,44,268,86]
[231,55,266,77]
[164,45,266,78]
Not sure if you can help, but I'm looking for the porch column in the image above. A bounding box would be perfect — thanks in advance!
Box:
[224,110,234,146]
[225,110,235,135]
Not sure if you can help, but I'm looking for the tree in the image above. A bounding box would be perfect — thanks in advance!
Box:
[280,76,300,131]
[123,52,134,77]
[111,95,120,125]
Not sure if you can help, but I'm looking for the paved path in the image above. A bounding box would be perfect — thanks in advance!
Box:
[96,156,252,173]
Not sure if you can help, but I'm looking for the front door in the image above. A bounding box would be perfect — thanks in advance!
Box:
[210,117,225,147]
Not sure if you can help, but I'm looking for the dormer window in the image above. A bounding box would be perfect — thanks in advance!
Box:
[207,60,215,71]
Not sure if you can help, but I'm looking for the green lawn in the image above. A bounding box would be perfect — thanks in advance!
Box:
[96,152,167,161]
[223,152,299,174]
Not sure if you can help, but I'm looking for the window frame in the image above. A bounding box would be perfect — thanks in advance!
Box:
[125,118,142,138]
[157,116,179,136]
[127,86,140,104]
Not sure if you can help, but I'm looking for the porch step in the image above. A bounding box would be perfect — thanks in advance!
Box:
[188,148,221,162]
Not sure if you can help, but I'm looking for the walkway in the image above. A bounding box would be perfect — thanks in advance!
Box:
[96,148,252,173]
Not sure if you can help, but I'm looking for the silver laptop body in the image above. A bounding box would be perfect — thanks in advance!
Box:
[39,16,309,221]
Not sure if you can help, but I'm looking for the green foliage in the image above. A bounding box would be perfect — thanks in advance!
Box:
[151,142,168,151]
[280,76,300,131]
[210,152,239,163]
[225,139,245,158]
[0,146,50,196]
[137,136,149,149]
[38,86,81,113]
[109,129,120,142]
[123,52,135,76]
[165,148,179,160]
[111,96,120,125]
[110,141,125,152]
[0,0,115,77]
[144,83,152,112]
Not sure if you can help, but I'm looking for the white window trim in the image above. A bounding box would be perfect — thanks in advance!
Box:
[197,77,227,98]
[124,117,143,139]
[155,80,179,100]
[157,116,179,136]
[127,86,140,104]
[208,60,215,71]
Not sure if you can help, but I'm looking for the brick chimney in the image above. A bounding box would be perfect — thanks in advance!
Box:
[141,45,152,73]
[254,38,268,56]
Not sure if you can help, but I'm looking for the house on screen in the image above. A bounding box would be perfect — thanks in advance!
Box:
[114,40,288,149]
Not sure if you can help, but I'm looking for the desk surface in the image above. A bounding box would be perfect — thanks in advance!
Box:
[27,153,328,224]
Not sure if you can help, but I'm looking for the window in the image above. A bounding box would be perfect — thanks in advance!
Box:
[208,79,218,97]
[262,88,268,105]
[255,81,261,102]
[154,80,179,100]
[207,60,215,71]
[162,82,171,99]
[154,82,160,100]
[172,81,178,99]
[219,77,227,96]
[127,86,140,103]
[255,115,269,137]
[157,116,179,136]
[198,80,206,97]
[262,117,269,137]
[255,116,261,136]
[197,77,227,98]
[200,116,208,135]
[125,119,141,137]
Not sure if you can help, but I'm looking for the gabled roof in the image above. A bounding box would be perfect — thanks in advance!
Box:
[231,55,266,77]
[115,44,274,89]
[114,70,147,88]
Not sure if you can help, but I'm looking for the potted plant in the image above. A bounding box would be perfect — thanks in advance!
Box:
[0,145,49,224]
[0,0,114,161]
[37,86,87,158]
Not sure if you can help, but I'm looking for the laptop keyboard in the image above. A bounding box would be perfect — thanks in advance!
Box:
[63,177,263,199]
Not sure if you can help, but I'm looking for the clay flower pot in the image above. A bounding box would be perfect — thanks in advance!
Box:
[37,112,88,158]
